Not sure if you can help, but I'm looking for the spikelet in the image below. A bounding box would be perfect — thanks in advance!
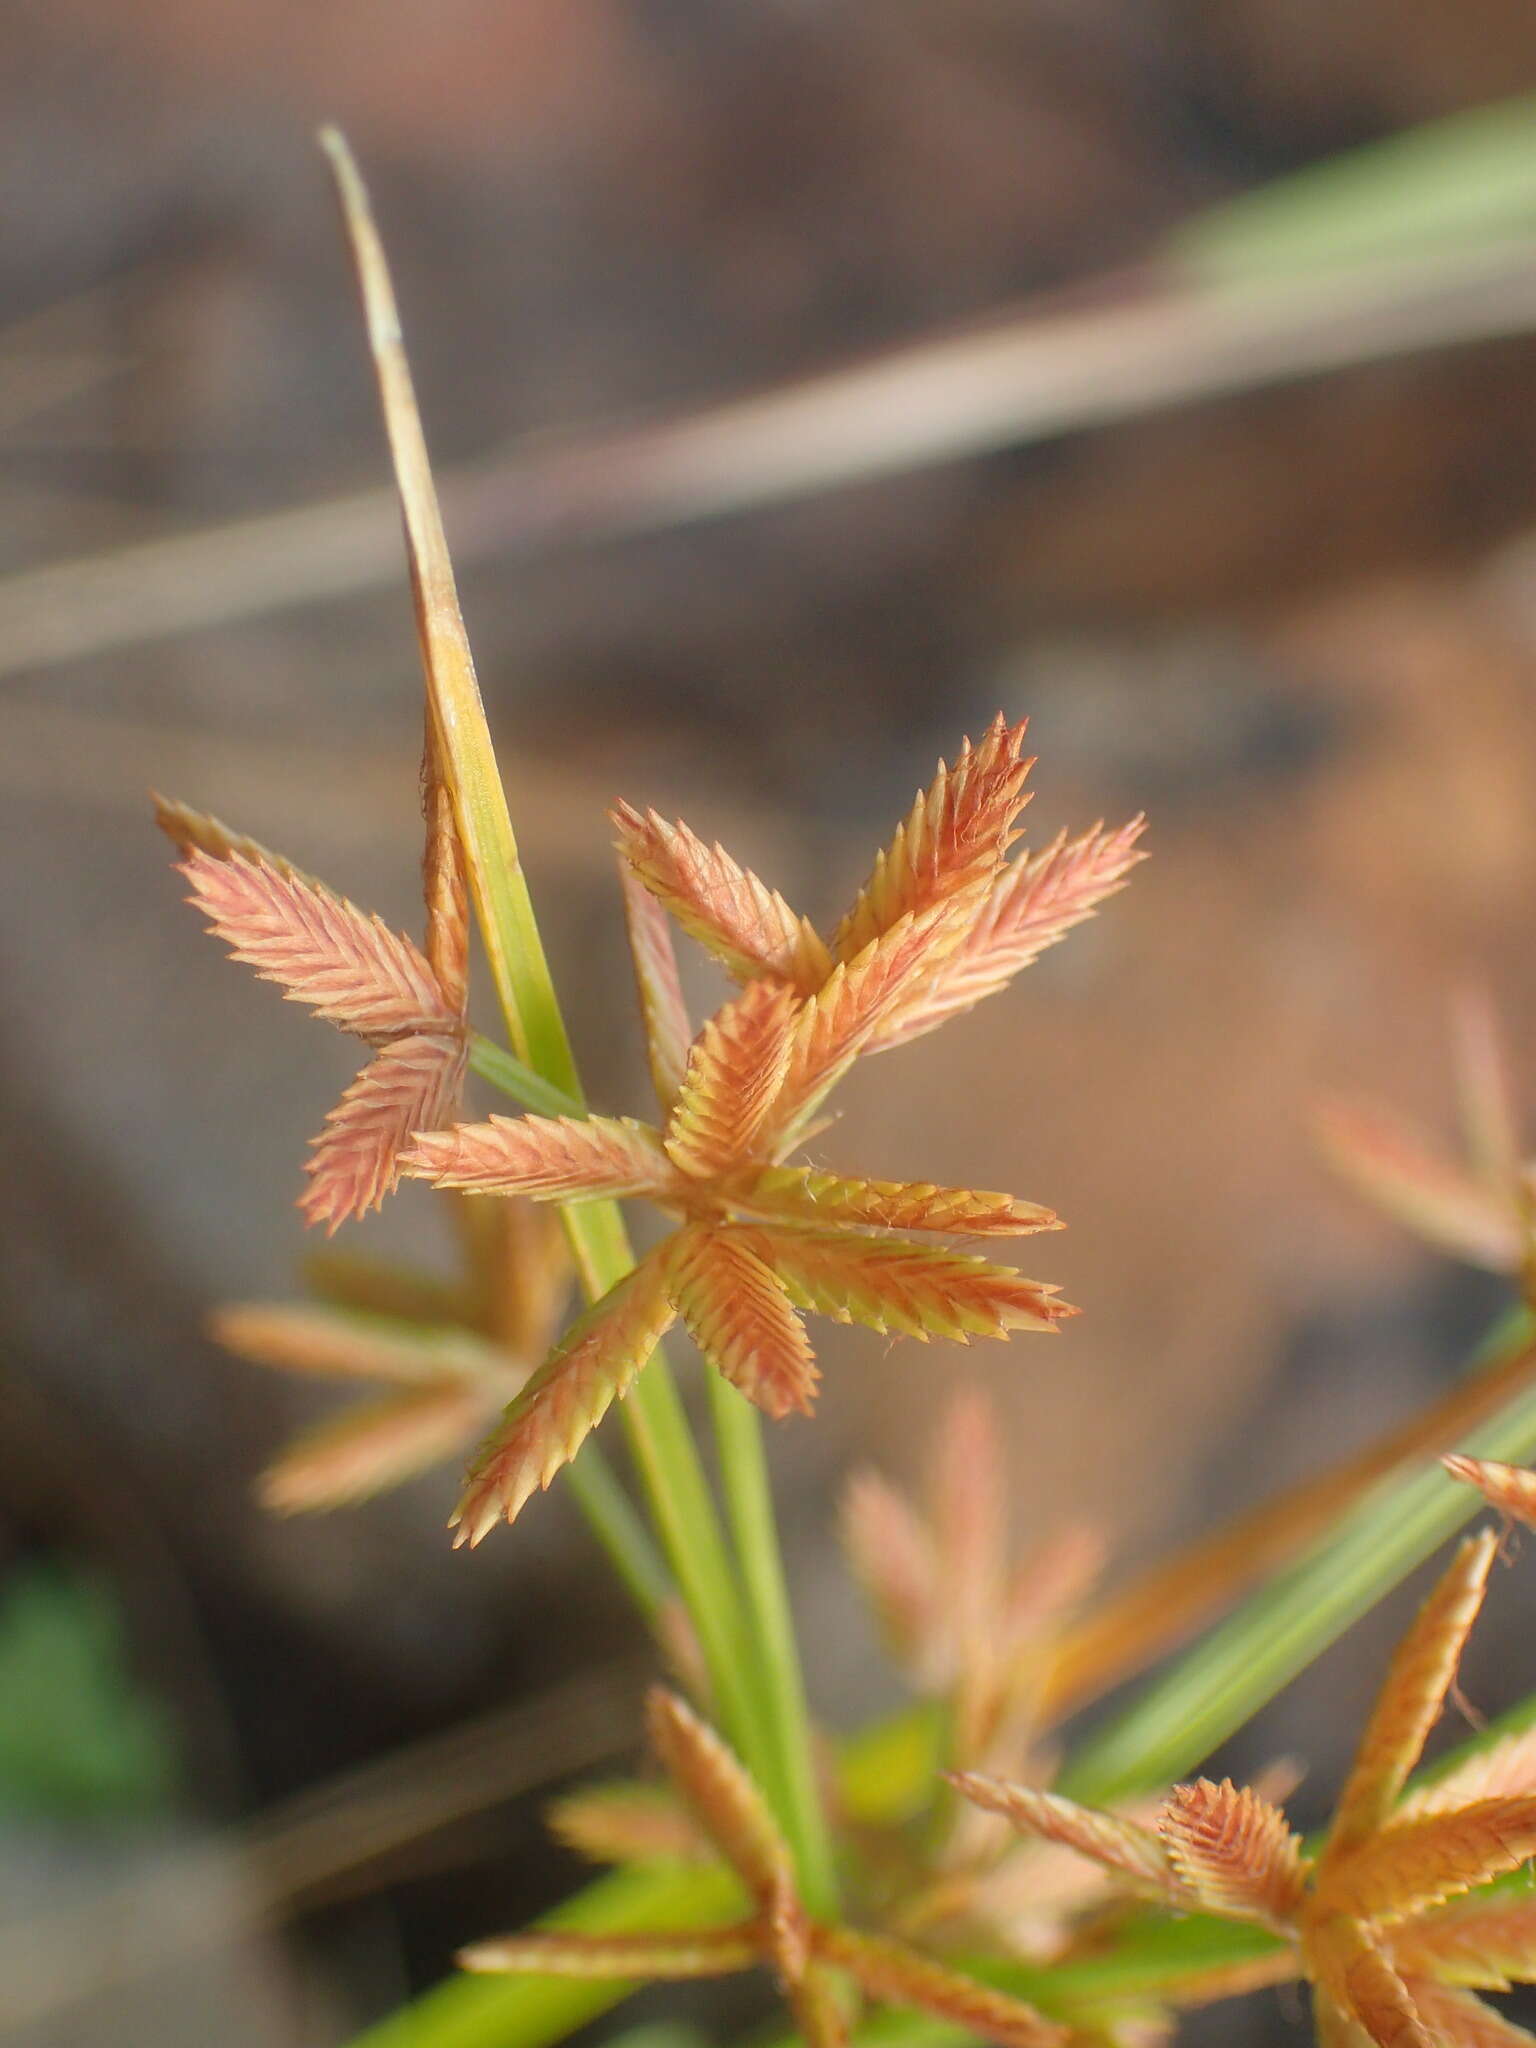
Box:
[180,846,455,1043]
[1326,1797,1536,1925]
[739,1167,1058,1237]
[1313,1099,1522,1273]
[1156,1779,1305,1930]
[871,817,1146,1053]
[258,1383,491,1513]
[831,717,1034,966]
[452,1257,677,1543]
[668,1227,820,1420]
[742,1227,1074,1342]
[1389,1892,1536,1990]
[403,1111,674,1201]
[211,1302,509,1385]
[1328,1533,1498,1858]
[947,1777,1182,1899]
[1401,1722,1536,1817]
[420,733,470,1014]
[646,1688,796,1909]
[1442,1455,1536,1534]
[1310,1918,1434,2048]
[619,861,692,1113]
[767,906,958,1137]
[839,1469,942,1681]
[300,1030,467,1233]
[813,1924,1066,2048]
[547,1780,715,1867]
[664,977,798,1179]
[612,802,831,990]
[459,1926,762,1979]
[1401,1980,1536,2046]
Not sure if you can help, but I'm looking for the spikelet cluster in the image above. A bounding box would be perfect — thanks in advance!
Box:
[952,1529,1536,2045]
[403,717,1142,1542]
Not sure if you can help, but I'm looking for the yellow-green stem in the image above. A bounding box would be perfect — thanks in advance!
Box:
[321,126,818,1877]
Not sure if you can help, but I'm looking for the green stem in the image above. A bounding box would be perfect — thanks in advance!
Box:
[707,1375,839,1915]
[469,1034,584,1119]
[561,1451,672,1622]
[323,130,788,1798]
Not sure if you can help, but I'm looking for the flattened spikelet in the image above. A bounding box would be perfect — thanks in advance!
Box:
[1328,1533,1498,1858]
[814,1923,1066,2048]
[1328,1797,1536,1924]
[211,1302,509,1385]
[181,846,454,1042]
[300,1031,466,1234]
[620,862,692,1113]
[669,1227,819,1420]
[740,1167,1058,1237]
[1442,1455,1536,1534]
[1314,1099,1521,1273]
[948,1776,1180,1898]
[1403,1722,1536,1817]
[1157,1779,1305,1930]
[403,1111,674,1201]
[741,1228,1074,1342]
[459,1926,761,1979]
[1403,1981,1536,2046]
[872,816,1146,1052]
[840,1469,942,1681]
[613,802,830,989]
[155,796,309,882]
[646,1688,795,1907]
[665,978,798,1179]
[1390,1892,1536,1989]
[259,1383,490,1513]
[420,739,470,1013]
[547,1780,715,1867]
[832,716,1034,965]
[1311,1920,1434,2048]
[452,1257,676,1543]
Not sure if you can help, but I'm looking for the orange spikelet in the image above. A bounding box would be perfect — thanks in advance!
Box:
[1443,1455,1536,1534]
[1327,1531,1498,1858]
[420,734,470,1014]
[620,861,692,1113]
[546,1780,714,1868]
[612,802,830,990]
[459,1925,762,1979]
[668,1227,819,1420]
[664,978,798,1180]
[645,1689,798,1914]
[1402,1980,1536,2046]
[211,1302,510,1386]
[839,1469,941,1681]
[452,1257,677,1543]
[871,816,1146,1052]
[813,1924,1066,2048]
[1313,1098,1521,1273]
[744,1227,1074,1341]
[739,1167,1058,1237]
[1157,1778,1305,1930]
[258,1382,491,1512]
[1389,1892,1536,1989]
[403,1111,674,1201]
[769,907,957,1135]
[1311,1918,1434,2048]
[1403,1722,1536,1817]
[300,1030,467,1233]
[831,716,1034,966]
[947,1776,1181,1899]
[180,846,456,1043]
[1327,1797,1536,1925]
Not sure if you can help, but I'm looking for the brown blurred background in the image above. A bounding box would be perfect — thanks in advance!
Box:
[8,3,1536,2041]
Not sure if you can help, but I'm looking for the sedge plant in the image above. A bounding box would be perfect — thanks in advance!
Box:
[151,133,1536,2047]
